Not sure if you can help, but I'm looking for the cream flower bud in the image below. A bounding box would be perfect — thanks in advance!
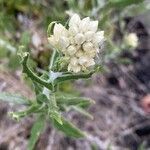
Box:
[79,17,90,32]
[69,25,79,36]
[86,49,96,58]
[59,36,70,49]
[124,33,138,48]
[85,31,95,41]
[70,57,78,66]
[73,65,81,73]
[68,36,74,44]
[67,45,77,56]
[93,31,105,45]
[76,50,84,57]
[96,31,104,37]
[48,36,56,47]
[96,31,104,42]
[68,57,81,73]
[69,14,81,27]
[53,24,61,36]
[75,33,85,44]
[86,58,95,67]
[79,56,95,68]
[79,56,88,65]
[88,21,98,32]
[82,42,94,52]
[68,64,81,73]
[53,23,68,38]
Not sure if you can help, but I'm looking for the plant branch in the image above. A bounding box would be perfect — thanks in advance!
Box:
[21,53,53,90]
[54,70,95,84]
[9,104,43,121]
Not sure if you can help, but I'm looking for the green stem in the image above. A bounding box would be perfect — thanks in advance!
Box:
[54,70,95,84]
[48,92,57,109]
[49,50,57,70]
[21,53,53,90]
[48,92,62,124]
[10,104,43,120]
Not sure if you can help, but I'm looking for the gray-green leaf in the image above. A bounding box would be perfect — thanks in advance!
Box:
[56,92,95,108]
[71,106,93,119]
[28,114,45,150]
[52,117,85,138]
[0,92,30,105]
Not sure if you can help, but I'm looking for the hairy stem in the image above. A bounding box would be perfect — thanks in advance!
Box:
[21,53,53,90]
[49,50,57,71]
[54,70,95,84]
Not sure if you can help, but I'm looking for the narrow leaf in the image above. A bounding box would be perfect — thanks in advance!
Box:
[52,117,85,138]
[28,115,45,150]
[51,110,62,125]
[71,106,93,119]
[56,92,95,108]
[0,92,30,105]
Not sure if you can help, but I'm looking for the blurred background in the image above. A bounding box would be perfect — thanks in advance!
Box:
[0,0,150,149]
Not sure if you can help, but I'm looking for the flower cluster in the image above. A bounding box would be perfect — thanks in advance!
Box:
[48,14,104,73]
[124,33,138,48]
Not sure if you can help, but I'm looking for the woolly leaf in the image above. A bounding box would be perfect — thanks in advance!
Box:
[56,92,95,108]
[0,92,30,105]
[52,117,85,138]
[28,114,45,150]
[71,106,93,119]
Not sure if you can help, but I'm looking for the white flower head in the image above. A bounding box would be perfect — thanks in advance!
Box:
[124,33,138,48]
[48,14,105,73]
